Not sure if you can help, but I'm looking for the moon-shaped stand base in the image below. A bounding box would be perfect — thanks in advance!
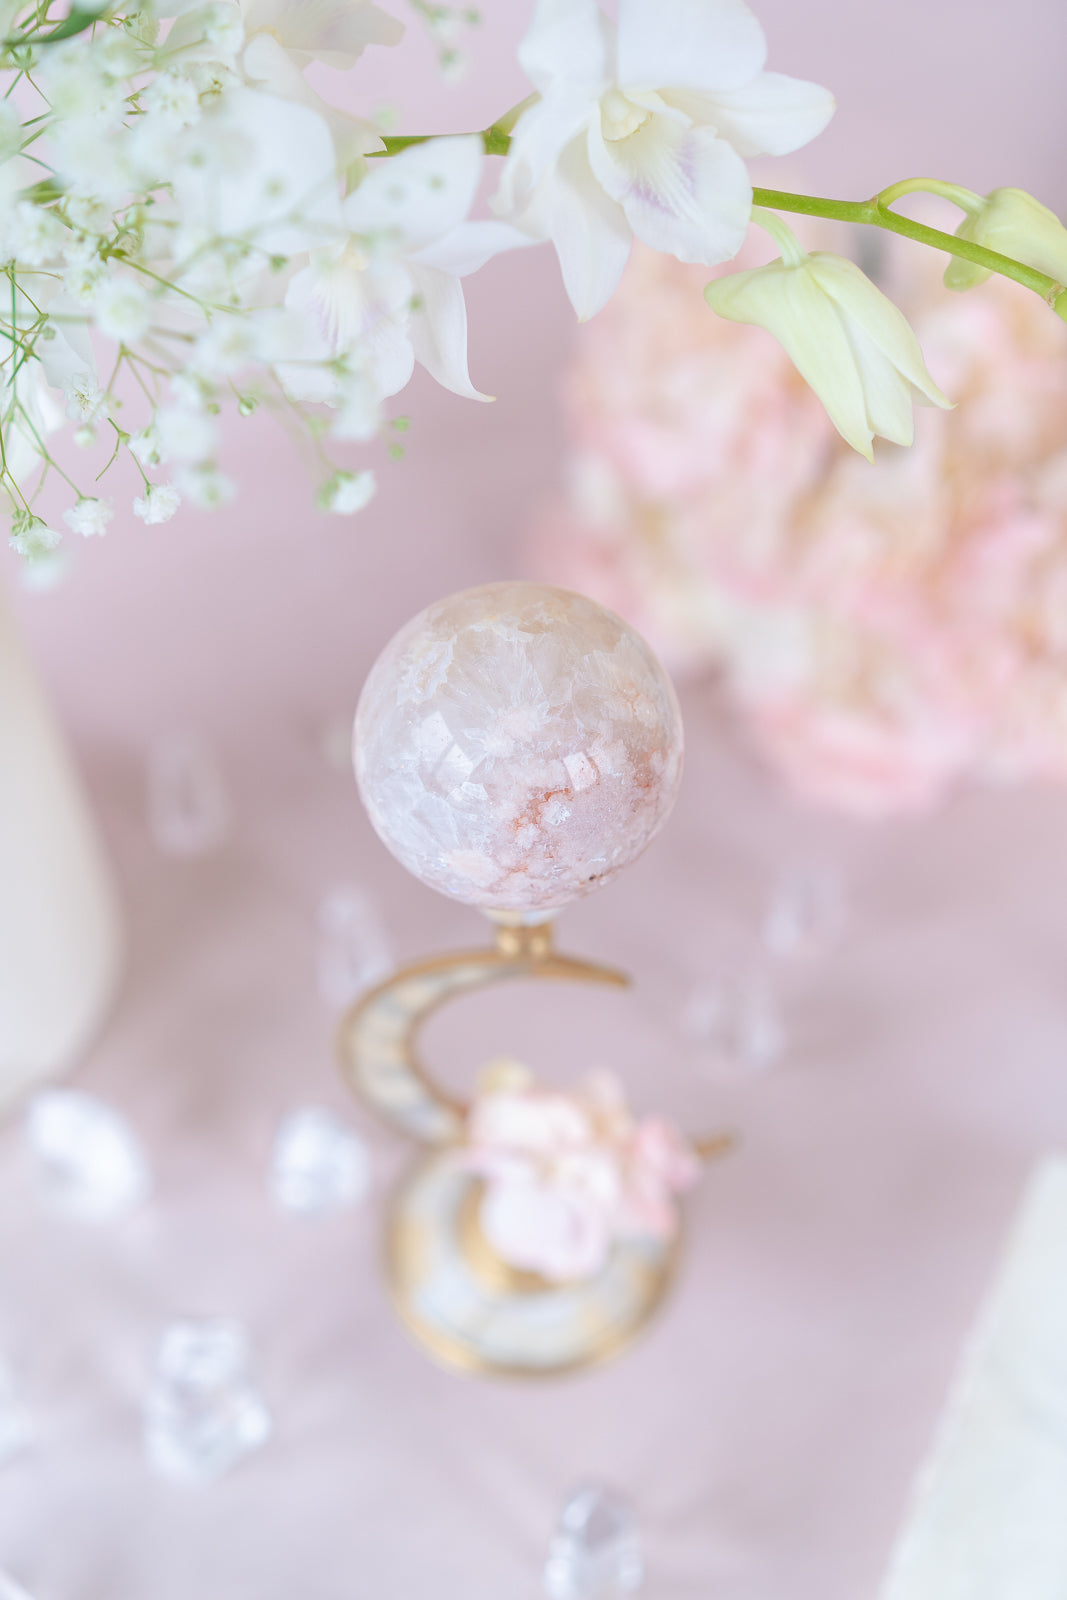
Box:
[386,1152,678,1378]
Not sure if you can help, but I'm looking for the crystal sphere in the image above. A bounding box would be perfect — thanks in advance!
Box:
[354,583,684,913]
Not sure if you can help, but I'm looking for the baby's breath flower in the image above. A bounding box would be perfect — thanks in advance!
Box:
[155,403,216,464]
[63,251,109,304]
[129,424,163,469]
[182,58,239,101]
[141,72,201,130]
[5,203,65,266]
[124,6,160,47]
[176,462,236,508]
[64,193,115,235]
[61,234,109,303]
[64,373,108,425]
[190,318,254,377]
[9,513,61,559]
[63,497,113,538]
[204,0,244,49]
[317,468,377,514]
[38,48,124,123]
[92,277,155,343]
[93,29,145,81]
[133,483,182,524]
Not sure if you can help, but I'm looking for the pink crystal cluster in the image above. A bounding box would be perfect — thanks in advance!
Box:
[460,1062,700,1283]
[534,240,1067,815]
[354,583,683,911]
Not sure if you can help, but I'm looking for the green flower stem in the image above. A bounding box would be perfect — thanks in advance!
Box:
[14,400,81,494]
[877,175,983,214]
[750,206,805,266]
[483,92,537,155]
[3,5,98,48]
[0,417,33,517]
[752,185,1067,321]
[376,93,538,159]
[365,113,1067,321]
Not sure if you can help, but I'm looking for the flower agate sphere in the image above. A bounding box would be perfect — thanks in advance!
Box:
[354,584,683,913]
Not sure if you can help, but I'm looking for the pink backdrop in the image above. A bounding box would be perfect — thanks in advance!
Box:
[2,5,1067,1596]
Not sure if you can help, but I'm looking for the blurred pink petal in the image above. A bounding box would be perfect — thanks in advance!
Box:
[531,239,1067,814]
[460,1069,699,1281]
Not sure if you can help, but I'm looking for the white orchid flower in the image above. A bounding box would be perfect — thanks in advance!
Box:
[494,0,834,320]
[238,0,403,70]
[240,0,403,167]
[705,227,951,460]
[240,32,385,168]
[283,135,530,404]
[944,187,1067,291]
[170,88,345,260]
[160,0,401,166]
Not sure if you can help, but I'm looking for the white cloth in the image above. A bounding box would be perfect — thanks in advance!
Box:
[883,1158,1067,1600]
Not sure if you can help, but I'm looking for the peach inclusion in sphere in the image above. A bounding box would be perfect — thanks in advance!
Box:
[354,583,684,913]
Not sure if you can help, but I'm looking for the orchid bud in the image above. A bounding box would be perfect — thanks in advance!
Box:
[705,250,951,461]
[944,187,1067,291]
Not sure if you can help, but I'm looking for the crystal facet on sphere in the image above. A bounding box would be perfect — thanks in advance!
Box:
[144,1318,272,1485]
[354,584,684,912]
[544,1483,644,1598]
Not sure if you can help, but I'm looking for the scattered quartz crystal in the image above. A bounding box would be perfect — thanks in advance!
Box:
[762,864,847,960]
[544,1484,644,1598]
[270,1106,371,1216]
[147,732,231,856]
[316,883,392,1008]
[26,1090,151,1220]
[0,1361,30,1466]
[144,1318,272,1485]
[680,972,787,1071]
[354,583,684,912]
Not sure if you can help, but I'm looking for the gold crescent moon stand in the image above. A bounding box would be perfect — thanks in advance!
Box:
[337,918,729,1379]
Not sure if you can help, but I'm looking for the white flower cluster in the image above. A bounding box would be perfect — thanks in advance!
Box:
[0,0,520,567]
[2,0,1060,572]
[0,0,842,570]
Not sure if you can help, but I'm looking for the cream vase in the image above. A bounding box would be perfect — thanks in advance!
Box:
[0,586,122,1113]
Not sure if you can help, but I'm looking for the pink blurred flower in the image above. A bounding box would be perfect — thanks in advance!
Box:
[460,1064,700,1283]
[533,237,1067,815]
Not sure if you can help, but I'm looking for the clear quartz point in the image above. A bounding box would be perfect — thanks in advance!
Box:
[763,864,846,960]
[147,732,230,857]
[544,1484,644,1598]
[316,883,392,1008]
[0,1360,30,1466]
[26,1090,151,1220]
[680,971,786,1071]
[270,1106,371,1216]
[144,1318,271,1485]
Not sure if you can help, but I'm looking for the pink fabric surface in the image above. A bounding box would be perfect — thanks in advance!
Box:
[2,6,1067,1596]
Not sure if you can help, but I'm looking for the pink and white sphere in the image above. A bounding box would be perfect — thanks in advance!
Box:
[354,582,684,912]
